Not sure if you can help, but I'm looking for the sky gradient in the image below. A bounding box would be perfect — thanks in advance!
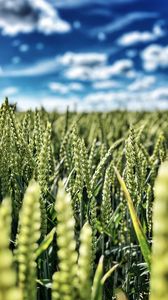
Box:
[0,0,168,111]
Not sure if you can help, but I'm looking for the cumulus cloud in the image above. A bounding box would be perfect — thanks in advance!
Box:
[58,52,107,66]
[69,82,84,91]
[0,0,71,36]
[49,82,68,94]
[118,24,165,46]
[48,82,83,94]
[92,80,120,89]
[128,76,156,91]
[65,59,133,81]
[110,59,133,75]
[150,87,168,100]
[141,44,168,71]
[65,66,91,80]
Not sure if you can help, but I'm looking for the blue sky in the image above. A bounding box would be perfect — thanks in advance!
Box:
[0,0,168,111]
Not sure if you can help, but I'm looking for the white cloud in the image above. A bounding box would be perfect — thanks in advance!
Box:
[8,93,120,112]
[82,87,168,111]
[150,87,168,100]
[0,0,71,36]
[0,15,34,36]
[9,96,79,112]
[1,86,19,96]
[2,52,107,77]
[141,44,168,71]
[49,82,68,94]
[128,76,156,91]
[118,24,165,46]
[65,59,133,81]
[58,52,107,66]
[65,66,91,80]
[48,82,83,94]
[125,70,137,78]
[119,31,153,46]
[93,80,119,89]
[110,59,133,74]
[70,82,84,91]
[83,88,168,111]
[3,84,168,112]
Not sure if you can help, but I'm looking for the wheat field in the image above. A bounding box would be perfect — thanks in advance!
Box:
[0,99,168,300]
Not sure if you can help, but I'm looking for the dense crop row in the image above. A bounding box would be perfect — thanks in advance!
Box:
[0,98,168,300]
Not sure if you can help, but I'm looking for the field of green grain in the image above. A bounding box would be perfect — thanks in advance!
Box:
[0,99,168,300]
